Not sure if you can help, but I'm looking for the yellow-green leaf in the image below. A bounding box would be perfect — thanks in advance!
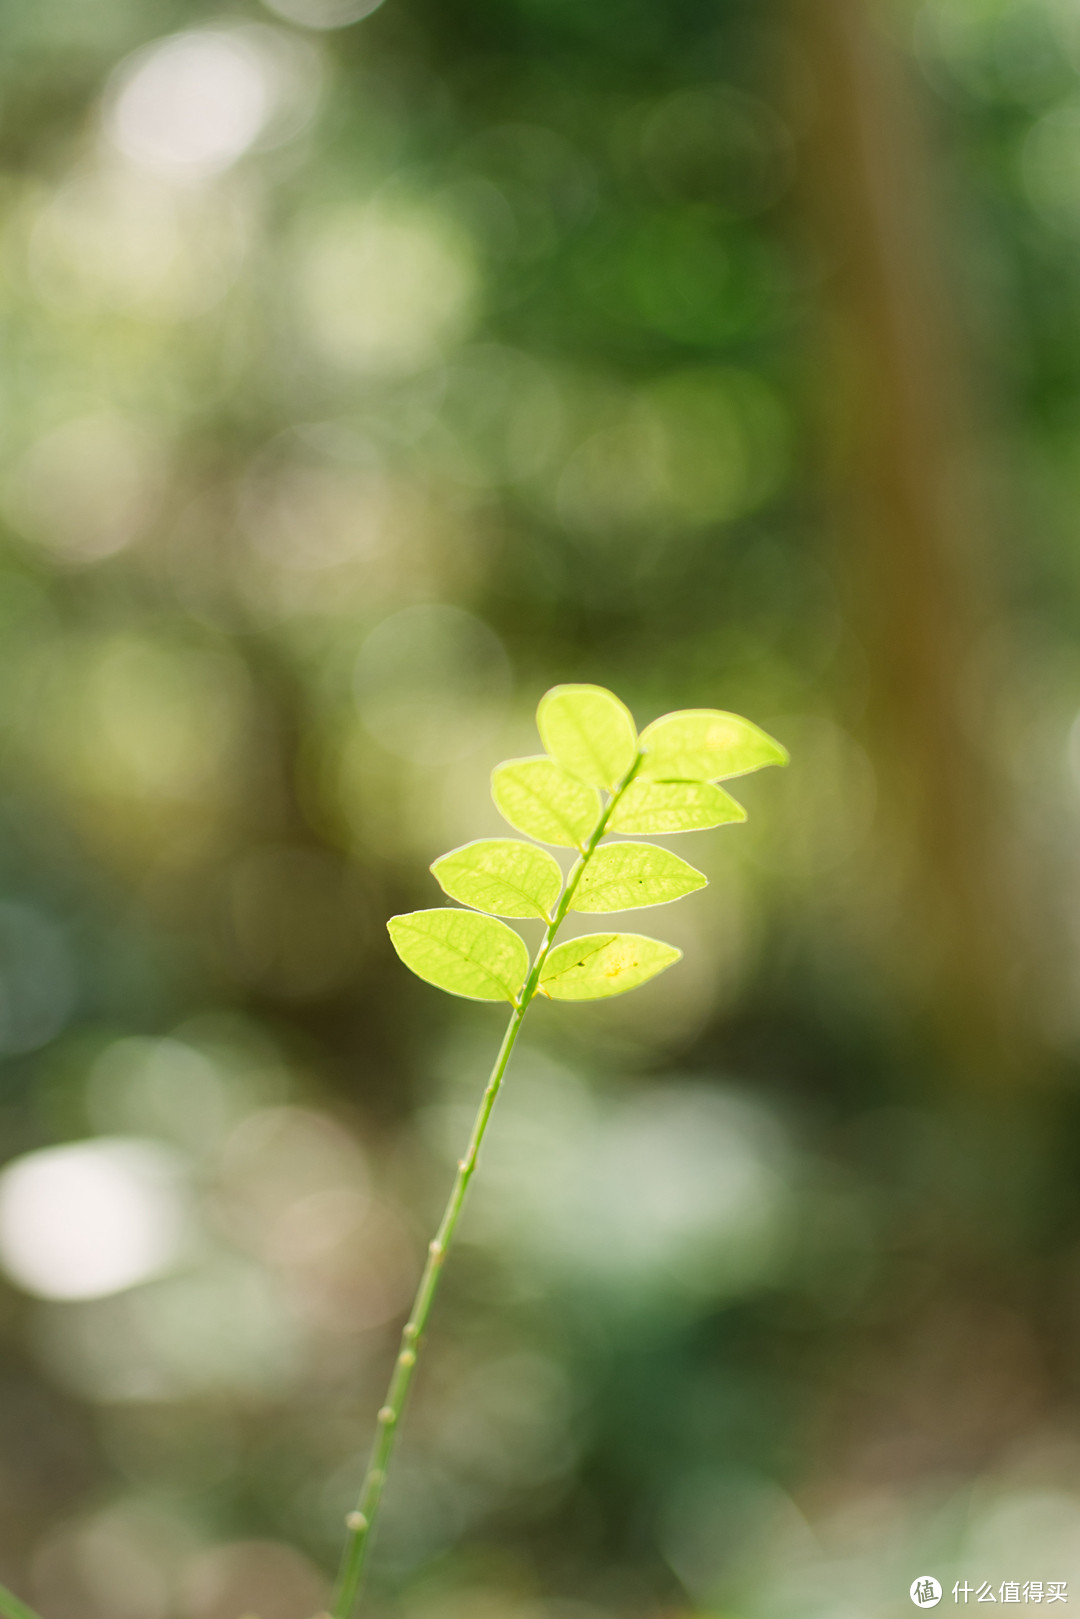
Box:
[571,842,706,912]
[431,839,563,920]
[492,755,601,848]
[609,778,746,834]
[536,683,638,788]
[639,709,787,781]
[538,932,682,1000]
[387,909,529,1002]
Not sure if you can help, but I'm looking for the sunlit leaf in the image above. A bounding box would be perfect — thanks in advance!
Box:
[0,1585,43,1619]
[431,839,563,920]
[387,909,529,1002]
[536,683,638,788]
[492,755,601,848]
[538,931,681,1000]
[572,841,706,912]
[639,709,787,781]
[608,778,746,834]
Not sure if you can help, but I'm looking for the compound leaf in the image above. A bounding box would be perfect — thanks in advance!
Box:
[537,684,637,789]
[572,842,706,912]
[609,778,746,834]
[639,709,787,781]
[0,1586,43,1619]
[492,756,601,848]
[388,909,529,1003]
[539,932,681,1000]
[432,839,563,920]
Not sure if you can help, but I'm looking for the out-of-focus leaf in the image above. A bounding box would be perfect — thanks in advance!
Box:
[387,909,529,1002]
[572,842,705,912]
[536,683,638,788]
[538,932,681,999]
[639,709,787,780]
[431,839,564,919]
[608,778,746,833]
[492,756,601,848]
[0,1585,43,1619]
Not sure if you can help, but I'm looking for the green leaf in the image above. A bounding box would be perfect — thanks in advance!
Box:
[492,755,601,848]
[572,842,706,912]
[608,778,746,834]
[536,683,638,788]
[388,909,529,1002]
[539,932,682,1000]
[639,709,788,781]
[0,1585,43,1619]
[431,839,564,920]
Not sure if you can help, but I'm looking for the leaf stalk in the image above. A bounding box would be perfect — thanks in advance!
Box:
[329,754,641,1618]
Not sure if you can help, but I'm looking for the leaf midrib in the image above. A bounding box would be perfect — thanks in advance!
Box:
[401,915,523,999]
[541,933,617,984]
[514,772,590,844]
[451,853,555,919]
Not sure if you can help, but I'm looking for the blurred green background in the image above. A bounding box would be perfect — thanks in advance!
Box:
[1,0,1079,1614]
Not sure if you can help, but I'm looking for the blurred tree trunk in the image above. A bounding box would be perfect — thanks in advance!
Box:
[790,0,1036,1081]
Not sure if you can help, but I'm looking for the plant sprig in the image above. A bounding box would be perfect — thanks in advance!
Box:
[328,683,787,1619]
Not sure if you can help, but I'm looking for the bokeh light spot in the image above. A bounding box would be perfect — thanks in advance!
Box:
[107,27,317,179]
[1022,102,1080,234]
[29,165,254,318]
[297,201,480,374]
[180,1539,327,1619]
[87,1037,237,1154]
[0,1139,187,1301]
[261,0,386,28]
[354,603,511,763]
[74,635,251,807]
[5,413,165,564]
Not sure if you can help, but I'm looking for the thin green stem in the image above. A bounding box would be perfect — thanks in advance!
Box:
[328,754,641,1619]
[327,1004,525,1618]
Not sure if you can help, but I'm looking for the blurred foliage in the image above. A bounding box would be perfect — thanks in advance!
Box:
[1,0,1080,1616]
